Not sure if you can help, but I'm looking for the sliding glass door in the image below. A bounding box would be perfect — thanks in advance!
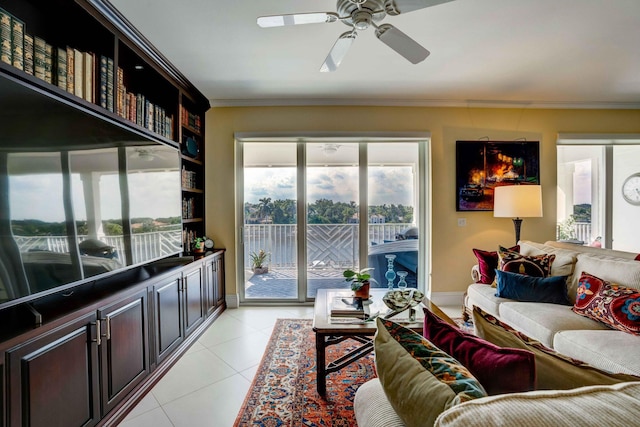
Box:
[239,137,428,303]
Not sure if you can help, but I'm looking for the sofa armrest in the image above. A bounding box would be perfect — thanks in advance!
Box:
[354,379,405,427]
[470,264,481,283]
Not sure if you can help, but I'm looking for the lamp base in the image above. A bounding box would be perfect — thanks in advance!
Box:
[512,217,523,245]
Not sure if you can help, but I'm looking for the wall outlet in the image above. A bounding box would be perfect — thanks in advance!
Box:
[457,218,467,227]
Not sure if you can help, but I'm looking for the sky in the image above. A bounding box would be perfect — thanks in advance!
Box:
[10,171,180,223]
[244,166,415,206]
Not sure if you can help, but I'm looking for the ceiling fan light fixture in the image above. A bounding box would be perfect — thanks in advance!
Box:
[322,144,340,156]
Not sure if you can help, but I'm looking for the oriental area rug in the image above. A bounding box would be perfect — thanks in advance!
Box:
[233,318,376,427]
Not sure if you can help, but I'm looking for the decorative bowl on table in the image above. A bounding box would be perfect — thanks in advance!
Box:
[382,289,425,312]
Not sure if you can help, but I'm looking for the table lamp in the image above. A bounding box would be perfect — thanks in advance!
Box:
[493,185,543,245]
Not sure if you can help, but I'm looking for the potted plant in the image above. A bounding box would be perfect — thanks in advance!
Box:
[343,267,378,299]
[250,249,270,274]
[192,237,205,253]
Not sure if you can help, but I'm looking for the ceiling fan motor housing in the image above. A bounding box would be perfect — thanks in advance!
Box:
[338,0,386,29]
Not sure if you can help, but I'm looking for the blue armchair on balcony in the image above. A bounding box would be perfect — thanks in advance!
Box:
[367,239,418,289]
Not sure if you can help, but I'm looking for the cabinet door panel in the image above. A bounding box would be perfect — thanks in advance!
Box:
[99,290,149,414]
[183,266,204,336]
[214,254,225,308]
[204,259,216,316]
[7,313,99,427]
[153,275,183,363]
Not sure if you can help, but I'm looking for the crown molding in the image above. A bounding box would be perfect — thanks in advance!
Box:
[208,97,640,109]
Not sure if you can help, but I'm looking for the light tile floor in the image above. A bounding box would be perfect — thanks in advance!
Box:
[117,304,461,427]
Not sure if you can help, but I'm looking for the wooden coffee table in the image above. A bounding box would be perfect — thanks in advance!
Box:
[312,288,455,396]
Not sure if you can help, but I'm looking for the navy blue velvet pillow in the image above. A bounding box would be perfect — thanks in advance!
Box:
[495,270,571,305]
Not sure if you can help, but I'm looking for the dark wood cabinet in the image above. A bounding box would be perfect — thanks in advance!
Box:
[204,252,226,316]
[97,290,149,415]
[183,264,205,336]
[152,273,183,364]
[6,312,100,427]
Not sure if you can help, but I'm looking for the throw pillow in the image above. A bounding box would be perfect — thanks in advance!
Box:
[495,269,571,305]
[573,271,640,336]
[492,246,555,287]
[472,245,519,284]
[472,307,640,390]
[422,308,536,395]
[374,318,487,427]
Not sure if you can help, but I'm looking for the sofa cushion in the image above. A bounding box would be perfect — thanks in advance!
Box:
[466,283,511,317]
[472,307,640,389]
[567,254,640,303]
[472,245,519,284]
[554,329,640,376]
[374,318,486,427]
[573,271,640,336]
[498,300,608,348]
[495,270,571,305]
[518,240,578,278]
[434,381,640,427]
[354,379,405,427]
[495,246,555,286]
[422,307,536,395]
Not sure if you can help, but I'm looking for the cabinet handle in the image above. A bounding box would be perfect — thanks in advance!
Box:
[103,317,111,340]
[92,320,101,346]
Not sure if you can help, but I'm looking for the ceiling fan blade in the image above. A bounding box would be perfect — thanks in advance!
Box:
[384,0,456,16]
[375,24,429,64]
[320,31,357,73]
[257,12,338,28]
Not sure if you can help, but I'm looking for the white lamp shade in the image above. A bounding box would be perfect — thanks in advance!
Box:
[493,185,543,218]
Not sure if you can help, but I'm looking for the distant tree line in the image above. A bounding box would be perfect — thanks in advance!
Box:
[245,198,413,224]
[11,217,181,236]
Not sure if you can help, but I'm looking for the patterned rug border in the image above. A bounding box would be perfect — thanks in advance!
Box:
[233,318,376,427]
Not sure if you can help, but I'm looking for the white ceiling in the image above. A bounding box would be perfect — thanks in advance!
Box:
[109,0,640,108]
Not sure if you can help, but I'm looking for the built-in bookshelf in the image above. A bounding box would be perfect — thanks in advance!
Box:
[179,98,206,253]
[0,0,209,253]
[0,1,215,426]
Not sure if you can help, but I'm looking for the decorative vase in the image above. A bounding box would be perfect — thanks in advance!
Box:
[353,281,370,299]
[385,254,396,289]
[397,271,408,290]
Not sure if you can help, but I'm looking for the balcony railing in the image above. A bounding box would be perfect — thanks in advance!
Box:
[14,230,183,264]
[556,221,593,245]
[244,223,414,268]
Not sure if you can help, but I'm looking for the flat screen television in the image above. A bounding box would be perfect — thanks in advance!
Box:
[0,74,182,311]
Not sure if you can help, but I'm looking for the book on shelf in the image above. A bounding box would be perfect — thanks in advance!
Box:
[106,57,114,112]
[33,36,46,80]
[0,8,11,66]
[66,46,74,93]
[82,51,94,102]
[44,42,53,84]
[23,33,33,75]
[55,47,67,91]
[73,48,83,97]
[10,13,24,71]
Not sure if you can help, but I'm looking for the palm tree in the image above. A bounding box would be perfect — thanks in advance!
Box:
[258,197,273,223]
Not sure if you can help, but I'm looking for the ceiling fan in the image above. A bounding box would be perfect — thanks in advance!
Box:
[257,0,456,72]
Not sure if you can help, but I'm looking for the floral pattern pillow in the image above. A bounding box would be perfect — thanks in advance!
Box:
[573,271,640,336]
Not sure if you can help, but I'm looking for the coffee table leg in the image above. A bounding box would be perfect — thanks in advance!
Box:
[316,333,327,396]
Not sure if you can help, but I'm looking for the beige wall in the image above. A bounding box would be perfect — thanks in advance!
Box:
[205,106,640,297]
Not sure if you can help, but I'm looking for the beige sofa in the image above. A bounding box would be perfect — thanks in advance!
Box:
[354,241,640,426]
[466,240,640,376]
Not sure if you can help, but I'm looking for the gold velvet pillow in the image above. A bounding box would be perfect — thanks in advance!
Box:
[374,318,486,427]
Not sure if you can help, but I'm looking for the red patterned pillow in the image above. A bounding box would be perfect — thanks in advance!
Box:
[573,272,640,336]
[473,245,520,284]
[497,246,555,278]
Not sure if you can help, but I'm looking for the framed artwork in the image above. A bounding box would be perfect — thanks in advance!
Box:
[456,140,540,211]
